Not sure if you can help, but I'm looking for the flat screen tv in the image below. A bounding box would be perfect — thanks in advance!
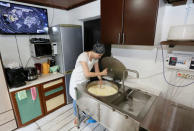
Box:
[0,1,49,34]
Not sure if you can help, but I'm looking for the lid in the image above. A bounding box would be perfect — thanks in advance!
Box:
[100,57,128,81]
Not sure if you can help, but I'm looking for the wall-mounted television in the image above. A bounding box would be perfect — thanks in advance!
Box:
[0,1,49,34]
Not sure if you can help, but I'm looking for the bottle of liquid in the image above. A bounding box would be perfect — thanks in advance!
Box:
[42,62,50,74]
[50,57,56,67]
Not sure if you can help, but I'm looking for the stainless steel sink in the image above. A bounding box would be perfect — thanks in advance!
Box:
[77,81,156,121]
[76,83,157,131]
[109,88,156,121]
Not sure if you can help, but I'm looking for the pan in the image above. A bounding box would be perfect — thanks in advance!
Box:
[85,80,119,98]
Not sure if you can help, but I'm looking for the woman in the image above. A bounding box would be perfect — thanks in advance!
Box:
[69,43,107,125]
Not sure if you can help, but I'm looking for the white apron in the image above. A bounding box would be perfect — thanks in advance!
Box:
[69,52,98,100]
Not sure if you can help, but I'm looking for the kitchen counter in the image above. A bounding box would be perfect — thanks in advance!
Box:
[121,79,194,131]
[77,81,194,131]
[141,95,194,131]
[9,73,64,92]
[76,81,156,131]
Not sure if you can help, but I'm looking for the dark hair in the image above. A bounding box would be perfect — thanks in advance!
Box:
[93,43,105,54]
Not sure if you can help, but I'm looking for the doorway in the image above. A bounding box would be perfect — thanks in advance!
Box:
[84,18,111,57]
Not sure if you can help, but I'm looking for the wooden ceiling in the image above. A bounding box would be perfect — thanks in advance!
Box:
[13,0,96,10]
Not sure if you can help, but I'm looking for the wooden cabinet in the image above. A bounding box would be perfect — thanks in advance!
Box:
[101,0,124,44]
[10,77,66,127]
[123,0,159,45]
[101,0,159,45]
[41,78,66,114]
[11,85,44,127]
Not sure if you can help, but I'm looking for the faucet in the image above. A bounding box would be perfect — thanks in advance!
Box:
[122,69,139,95]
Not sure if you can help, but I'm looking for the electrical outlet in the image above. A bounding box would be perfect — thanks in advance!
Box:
[177,72,194,79]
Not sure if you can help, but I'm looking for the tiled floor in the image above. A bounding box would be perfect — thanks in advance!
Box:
[16,104,107,131]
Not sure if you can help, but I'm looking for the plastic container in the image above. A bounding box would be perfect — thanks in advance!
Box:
[168,24,194,41]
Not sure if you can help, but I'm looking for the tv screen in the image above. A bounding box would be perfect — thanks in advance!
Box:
[0,1,49,34]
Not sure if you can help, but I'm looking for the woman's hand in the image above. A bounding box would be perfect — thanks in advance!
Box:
[101,68,108,76]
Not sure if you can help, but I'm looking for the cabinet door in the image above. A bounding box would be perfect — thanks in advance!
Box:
[14,86,44,127]
[44,86,66,113]
[100,104,139,131]
[101,0,124,44]
[42,78,66,114]
[123,0,159,45]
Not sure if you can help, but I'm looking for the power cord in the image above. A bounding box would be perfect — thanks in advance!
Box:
[45,8,55,39]
[14,35,23,67]
[184,0,193,24]
[161,45,194,87]
[25,57,32,68]
[50,8,55,26]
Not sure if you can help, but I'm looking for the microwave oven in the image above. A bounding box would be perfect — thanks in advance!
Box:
[30,43,52,57]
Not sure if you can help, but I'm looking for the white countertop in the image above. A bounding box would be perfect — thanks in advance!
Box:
[9,73,64,92]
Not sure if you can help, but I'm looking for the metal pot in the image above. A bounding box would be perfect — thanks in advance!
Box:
[85,80,119,98]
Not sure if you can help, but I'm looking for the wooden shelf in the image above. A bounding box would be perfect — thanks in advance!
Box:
[172,1,187,6]
[160,40,194,46]
[165,0,187,6]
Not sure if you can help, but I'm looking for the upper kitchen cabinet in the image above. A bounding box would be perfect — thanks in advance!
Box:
[101,0,159,45]
[101,0,124,44]
[123,0,159,45]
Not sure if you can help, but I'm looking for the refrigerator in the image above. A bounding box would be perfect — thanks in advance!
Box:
[49,24,83,104]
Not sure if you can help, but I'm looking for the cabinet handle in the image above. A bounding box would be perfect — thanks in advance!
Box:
[118,33,121,44]
[122,33,125,45]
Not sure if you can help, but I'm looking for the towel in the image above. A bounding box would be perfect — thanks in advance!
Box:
[30,87,37,102]
[18,90,27,101]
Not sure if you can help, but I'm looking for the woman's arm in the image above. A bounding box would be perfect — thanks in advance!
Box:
[94,62,102,80]
[80,62,107,78]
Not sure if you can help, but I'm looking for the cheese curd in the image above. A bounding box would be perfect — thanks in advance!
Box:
[88,85,118,96]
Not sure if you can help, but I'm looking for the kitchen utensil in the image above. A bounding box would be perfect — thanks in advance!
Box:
[102,76,113,81]
[24,67,38,81]
[86,80,119,98]
[100,57,128,81]
[50,57,56,67]
[34,63,41,75]
[42,62,50,74]
[50,65,59,74]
